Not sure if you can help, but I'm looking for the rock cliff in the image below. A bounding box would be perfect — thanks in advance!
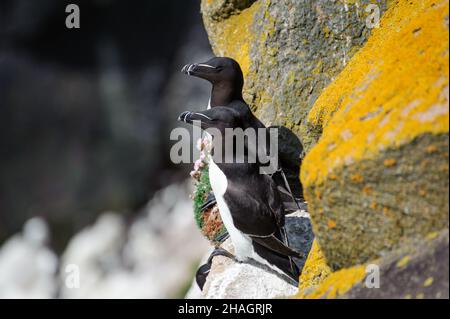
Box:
[201,0,388,147]
[301,0,449,270]
[197,0,449,299]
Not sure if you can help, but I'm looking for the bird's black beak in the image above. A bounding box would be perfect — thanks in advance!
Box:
[181,63,218,78]
[181,64,195,75]
[178,111,192,123]
[177,110,215,128]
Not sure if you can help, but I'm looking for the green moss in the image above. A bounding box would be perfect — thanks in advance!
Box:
[193,166,228,243]
[193,167,212,229]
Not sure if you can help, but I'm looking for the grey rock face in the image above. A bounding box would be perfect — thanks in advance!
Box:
[285,211,314,271]
[343,230,449,299]
[201,0,388,151]
[201,0,257,22]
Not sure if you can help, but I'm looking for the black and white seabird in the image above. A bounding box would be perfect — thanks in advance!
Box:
[182,57,245,110]
[178,107,304,284]
[182,57,305,208]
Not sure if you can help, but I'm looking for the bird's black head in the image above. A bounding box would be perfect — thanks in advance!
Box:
[181,57,244,106]
[177,106,242,134]
[178,106,259,165]
[182,57,243,86]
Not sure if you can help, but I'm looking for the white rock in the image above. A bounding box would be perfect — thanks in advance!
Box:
[0,217,58,299]
[202,240,298,299]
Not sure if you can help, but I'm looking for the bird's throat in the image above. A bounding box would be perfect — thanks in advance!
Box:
[210,85,243,107]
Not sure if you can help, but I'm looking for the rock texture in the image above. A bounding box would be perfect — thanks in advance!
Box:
[297,230,449,299]
[344,230,449,299]
[201,0,388,145]
[301,0,449,270]
[297,240,331,294]
[202,240,298,299]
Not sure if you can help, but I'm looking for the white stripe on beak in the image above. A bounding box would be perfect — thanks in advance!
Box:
[197,64,217,69]
[183,111,191,122]
[187,65,196,75]
[194,113,213,121]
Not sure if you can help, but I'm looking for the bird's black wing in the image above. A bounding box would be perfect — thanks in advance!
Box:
[224,175,303,258]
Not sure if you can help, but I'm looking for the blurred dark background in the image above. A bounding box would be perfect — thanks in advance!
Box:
[0,0,212,252]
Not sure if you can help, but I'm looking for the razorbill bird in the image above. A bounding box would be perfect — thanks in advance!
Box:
[178,107,303,283]
[181,57,244,109]
[182,57,305,206]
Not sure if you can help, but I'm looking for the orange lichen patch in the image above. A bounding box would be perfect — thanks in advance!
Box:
[419,189,427,196]
[315,190,322,200]
[383,159,397,167]
[350,174,364,183]
[383,207,395,219]
[302,0,449,186]
[298,265,366,299]
[297,240,332,292]
[327,219,337,229]
[426,145,438,153]
[362,185,373,195]
[420,158,432,167]
[206,2,261,78]
[370,201,377,209]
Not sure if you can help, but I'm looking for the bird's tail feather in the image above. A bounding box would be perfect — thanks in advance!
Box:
[280,227,299,278]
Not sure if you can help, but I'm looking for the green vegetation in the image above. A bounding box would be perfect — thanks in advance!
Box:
[193,167,212,229]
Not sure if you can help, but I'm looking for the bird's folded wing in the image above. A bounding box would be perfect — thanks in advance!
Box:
[225,178,282,237]
[250,234,304,258]
[225,175,302,257]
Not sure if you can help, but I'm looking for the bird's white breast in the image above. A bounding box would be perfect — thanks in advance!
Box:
[208,160,289,277]
[208,159,227,196]
[208,158,253,260]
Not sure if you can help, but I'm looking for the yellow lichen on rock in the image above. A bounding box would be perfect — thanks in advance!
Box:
[297,264,366,299]
[301,0,449,270]
[202,0,387,134]
[201,1,261,78]
[297,240,332,293]
[302,0,449,185]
